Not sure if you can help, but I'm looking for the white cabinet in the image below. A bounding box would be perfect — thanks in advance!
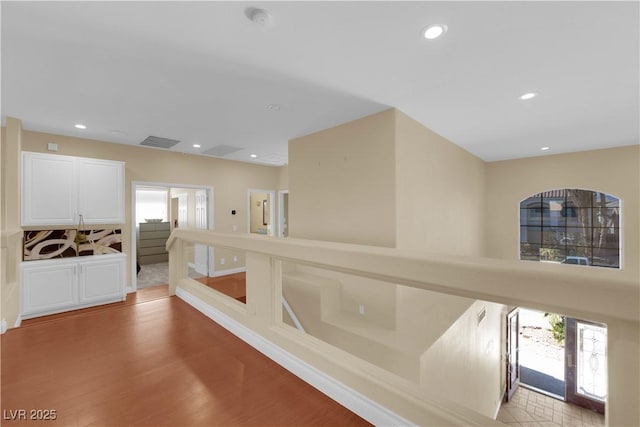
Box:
[79,256,125,304]
[22,152,78,226]
[77,158,125,224]
[22,152,125,226]
[21,262,78,316]
[21,254,126,319]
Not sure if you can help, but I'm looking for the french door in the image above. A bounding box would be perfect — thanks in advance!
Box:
[565,318,606,414]
[506,308,520,401]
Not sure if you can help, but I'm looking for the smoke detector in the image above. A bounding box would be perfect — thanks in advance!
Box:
[246,7,272,26]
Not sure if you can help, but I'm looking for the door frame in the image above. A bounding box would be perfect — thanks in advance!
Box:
[506,307,520,401]
[130,181,214,292]
[278,189,289,237]
[247,188,276,236]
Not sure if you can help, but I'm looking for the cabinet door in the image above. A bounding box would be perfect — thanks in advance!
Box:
[79,257,125,304]
[77,158,125,224]
[22,152,77,226]
[21,263,78,316]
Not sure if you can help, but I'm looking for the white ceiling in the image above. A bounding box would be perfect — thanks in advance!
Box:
[2,1,638,166]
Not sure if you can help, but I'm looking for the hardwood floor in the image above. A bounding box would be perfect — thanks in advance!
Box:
[1,295,369,426]
[196,272,246,303]
[21,285,170,327]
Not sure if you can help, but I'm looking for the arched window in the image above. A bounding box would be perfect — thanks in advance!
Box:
[520,189,620,268]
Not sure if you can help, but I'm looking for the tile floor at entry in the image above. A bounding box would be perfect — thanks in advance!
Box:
[497,387,604,427]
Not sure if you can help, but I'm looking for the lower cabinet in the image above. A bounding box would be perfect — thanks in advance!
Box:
[21,254,126,319]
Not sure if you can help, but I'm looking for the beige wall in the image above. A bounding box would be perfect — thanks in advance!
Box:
[485,145,640,282]
[395,110,486,256]
[289,109,397,247]
[420,301,507,418]
[19,129,279,288]
[277,165,289,190]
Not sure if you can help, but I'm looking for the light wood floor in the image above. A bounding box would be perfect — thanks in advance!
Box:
[2,295,368,426]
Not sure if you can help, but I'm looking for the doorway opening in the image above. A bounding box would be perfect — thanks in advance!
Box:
[247,189,275,236]
[506,308,607,416]
[519,308,566,399]
[131,182,214,292]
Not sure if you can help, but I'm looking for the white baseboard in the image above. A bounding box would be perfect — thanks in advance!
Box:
[1,319,7,334]
[176,287,412,427]
[14,315,22,328]
[211,266,246,278]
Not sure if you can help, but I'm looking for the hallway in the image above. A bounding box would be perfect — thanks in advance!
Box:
[498,387,604,427]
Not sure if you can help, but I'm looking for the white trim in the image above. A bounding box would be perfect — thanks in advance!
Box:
[176,287,413,427]
[211,266,246,278]
[14,315,22,328]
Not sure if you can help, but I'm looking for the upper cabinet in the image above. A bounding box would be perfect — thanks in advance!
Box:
[22,152,125,226]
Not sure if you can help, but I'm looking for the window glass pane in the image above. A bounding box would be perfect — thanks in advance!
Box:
[520,243,540,261]
[542,206,566,227]
[592,248,620,268]
[566,189,595,208]
[567,246,591,259]
[593,208,620,228]
[520,189,620,269]
[520,195,541,209]
[542,228,563,246]
[520,226,541,244]
[539,246,565,263]
[565,227,592,247]
[566,208,592,228]
[522,208,543,225]
[592,228,620,249]
[594,193,620,208]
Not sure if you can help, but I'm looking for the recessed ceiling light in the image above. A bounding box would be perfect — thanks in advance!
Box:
[540,146,550,151]
[423,25,447,40]
[519,92,538,100]
[74,124,86,129]
[192,144,201,148]
[250,154,257,158]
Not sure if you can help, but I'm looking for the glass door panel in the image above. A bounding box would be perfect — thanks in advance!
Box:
[565,318,606,414]
[576,322,607,401]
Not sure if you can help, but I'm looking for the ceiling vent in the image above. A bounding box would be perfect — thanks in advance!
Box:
[203,145,244,157]
[140,136,180,149]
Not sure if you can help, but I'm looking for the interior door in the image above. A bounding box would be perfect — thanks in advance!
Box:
[194,190,209,276]
[506,308,520,401]
[565,318,606,414]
